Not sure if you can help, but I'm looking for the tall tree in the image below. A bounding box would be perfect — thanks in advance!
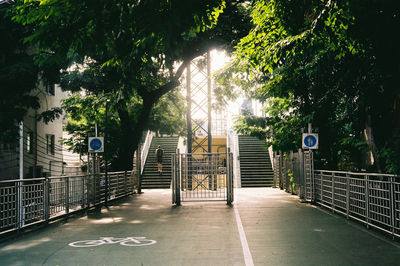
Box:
[0,2,39,141]
[61,89,186,170]
[14,0,230,170]
[218,0,400,173]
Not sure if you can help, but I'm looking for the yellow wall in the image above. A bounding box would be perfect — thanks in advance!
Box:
[192,136,226,153]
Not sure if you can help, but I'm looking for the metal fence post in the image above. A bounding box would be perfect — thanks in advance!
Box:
[299,149,304,200]
[124,170,126,195]
[290,151,294,194]
[273,152,277,188]
[176,149,181,205]
[346,173,350,219]
[365,175,370,229]
[390,176,395,239]
[331,172,335,213]
[16,181,22,229]
[311,151,315,203]
[116,173,120,197]
[93,173,96,207]
[82,176,86,209]
[44,177,50,222]
[137,146,142,194]
[230,152,234,203]
[227,148,232,205]
[105,170,109,205]
[65,176,70,214]
[172,153,176,204]
[320,171,323,203]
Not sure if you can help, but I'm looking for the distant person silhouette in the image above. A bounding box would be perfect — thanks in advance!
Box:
[155,145,164,175]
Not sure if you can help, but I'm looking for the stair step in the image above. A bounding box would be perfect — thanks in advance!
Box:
[141,136,179,189]
[238,135,273,188]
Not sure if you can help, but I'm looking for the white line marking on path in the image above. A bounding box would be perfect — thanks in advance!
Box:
[234,205,254,266]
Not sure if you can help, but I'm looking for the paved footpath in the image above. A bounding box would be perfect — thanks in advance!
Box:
[1,188,400,265]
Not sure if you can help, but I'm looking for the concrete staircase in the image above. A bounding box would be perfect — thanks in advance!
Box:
[141,136,179,189]
[238,135,274,187]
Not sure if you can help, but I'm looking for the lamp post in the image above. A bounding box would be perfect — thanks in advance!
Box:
[104,98,110,205]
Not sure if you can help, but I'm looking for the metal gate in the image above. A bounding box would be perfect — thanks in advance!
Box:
[273,150,314,202]
[172,151,233,205]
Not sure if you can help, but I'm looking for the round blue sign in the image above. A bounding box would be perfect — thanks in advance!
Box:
[90,138,102,151]
[304,135,317,148]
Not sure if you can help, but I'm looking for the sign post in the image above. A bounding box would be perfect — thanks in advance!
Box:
[302,124,318,202]
[88,135,104,208]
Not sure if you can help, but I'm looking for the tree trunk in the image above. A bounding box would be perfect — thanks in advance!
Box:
[393,92,400,138]
[116,101,135,171]
[116,97,156,171]
[113,61,190,170]
[364,114,381,172]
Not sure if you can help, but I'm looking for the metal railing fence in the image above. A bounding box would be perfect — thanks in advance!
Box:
[314,170,400,238]
[273,151,400,238]
[0,171,134,235]
[274,150,306,197]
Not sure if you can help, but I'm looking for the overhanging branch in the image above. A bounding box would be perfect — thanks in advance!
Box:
[152,59,191,99]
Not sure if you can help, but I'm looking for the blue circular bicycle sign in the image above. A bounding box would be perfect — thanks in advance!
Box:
[302,134,318,149]
[89,137,104,152]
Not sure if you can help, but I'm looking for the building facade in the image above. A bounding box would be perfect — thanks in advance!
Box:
[0,83,67,180]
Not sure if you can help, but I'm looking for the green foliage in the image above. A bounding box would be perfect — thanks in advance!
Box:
[149,92,186,136]
[0,3,39,141]
[61,88,186,168]
[220,0,400,174]
[61,94,111,155]
[13,0,238,169]
[234,96,305,153]
[287,169,295,194]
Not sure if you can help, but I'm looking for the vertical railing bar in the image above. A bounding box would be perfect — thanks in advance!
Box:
[311,151,314,202]
[81,176,85,209]
[93,172,96,207]
[124,170,128,196]
[16,181,20,229]
[226,150,229,204]
[65,176,69,214]
[177,150,181,205]
[346,173,350,219]
[45,178,50,222]
[390,176,395,239]
[172,153,175,204]
[116,173,119,197]
[366,175,370,229]
[331,172,335,213]
[320,172,323,204]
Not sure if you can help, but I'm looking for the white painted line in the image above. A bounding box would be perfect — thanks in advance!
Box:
[234,205,254,266]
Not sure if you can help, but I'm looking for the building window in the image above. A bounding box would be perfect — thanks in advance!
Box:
[26,132,33,153]
[46,83,55,96]
[46,134,55,155]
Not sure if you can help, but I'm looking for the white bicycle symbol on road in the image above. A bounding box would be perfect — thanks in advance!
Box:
[69,237,157,248]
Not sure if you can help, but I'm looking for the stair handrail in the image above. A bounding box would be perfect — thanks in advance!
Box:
[268,146,274,171]
[227,130,241,188]
[140,131,154,175]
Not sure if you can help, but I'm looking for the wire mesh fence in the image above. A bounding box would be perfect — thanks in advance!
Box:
[0,171,135,235]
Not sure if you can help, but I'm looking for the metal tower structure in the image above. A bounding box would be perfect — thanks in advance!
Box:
[186,51,212,154]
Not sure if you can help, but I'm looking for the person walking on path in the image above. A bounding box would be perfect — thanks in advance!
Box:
[155,145,164,175]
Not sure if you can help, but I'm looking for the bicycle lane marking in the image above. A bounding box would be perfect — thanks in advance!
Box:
[234,205,254,266]
[68,237,157,248]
